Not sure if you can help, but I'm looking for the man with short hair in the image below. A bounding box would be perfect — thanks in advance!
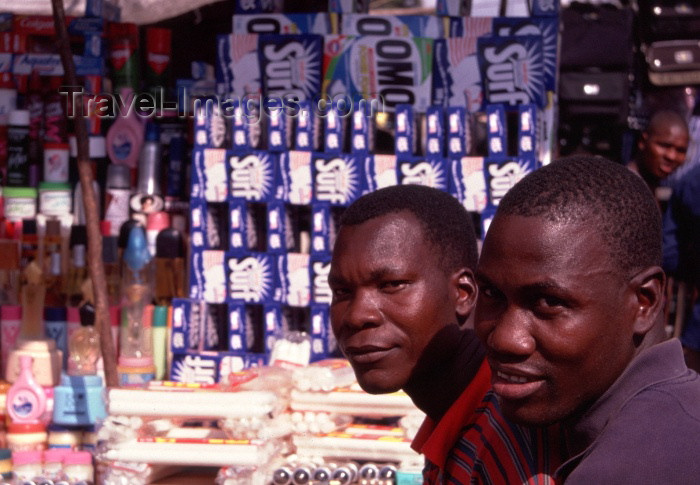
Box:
[329,184,560,484]
[627,109,689,205]
[475,155,700,483]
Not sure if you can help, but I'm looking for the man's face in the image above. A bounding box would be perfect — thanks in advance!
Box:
[640,123,689,180]
[474,214,639,426]
[329,212,461,394]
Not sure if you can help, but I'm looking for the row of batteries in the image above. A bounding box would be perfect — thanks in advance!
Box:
[271,461,398,485]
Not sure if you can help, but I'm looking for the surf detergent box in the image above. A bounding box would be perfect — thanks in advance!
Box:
[324,105,346,155]
[266,200,289,254]
[191,148,228,202]
[190,249,228,304]
[310,305,335,361]
[295,100,322,151]
[518,103,537,158]
[226,251,281,304]
[350,106,374,154]
[310,255,332,306]
[190,200,229,250]
[425,105,445,159]
[395,104,416,157]
[228,150,278,201]
[486,104,507,159]
[233,13,337,35]
[216,33,261,97]
[311,202,340,256]
[477,34,546,109]
[280,252,311,307]
[341,14,445,38]
[323,35,434,113]
[228,303,270,354]
[259,34,323,101]
[396,157,449,191]
[279,150,313,205]
[171,298,205,354]
[229,198,270,254]
[202,303,229,351]
[365,154,399,192]
[483,157,537,209]
[449,156,487,213]
[312,153,366,206]
[193,106,230,149]
[446,106,468,158]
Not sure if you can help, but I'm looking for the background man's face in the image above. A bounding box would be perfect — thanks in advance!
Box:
[329,211,458,394]
[475,214,639,426]
[640,123,689,180]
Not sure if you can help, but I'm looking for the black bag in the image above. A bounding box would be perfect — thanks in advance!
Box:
[638,0,700,42]
[560,3,634,70]
[559,71,630,122]
[644,40,700,86]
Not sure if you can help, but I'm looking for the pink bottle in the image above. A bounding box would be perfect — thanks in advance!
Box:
[7,355,47,424]
[106,87,145,168]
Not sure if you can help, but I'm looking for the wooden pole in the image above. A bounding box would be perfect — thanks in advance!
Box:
[50,0,119,388]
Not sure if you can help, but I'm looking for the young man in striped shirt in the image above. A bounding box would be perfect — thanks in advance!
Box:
[328,184,561,483]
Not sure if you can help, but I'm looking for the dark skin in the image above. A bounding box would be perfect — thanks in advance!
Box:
[475,214,665,434]
[329,211,481,420]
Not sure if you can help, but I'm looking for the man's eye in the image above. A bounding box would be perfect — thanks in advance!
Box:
[381,281,407,292]
[331,288,350,299]
[480,286,502,300]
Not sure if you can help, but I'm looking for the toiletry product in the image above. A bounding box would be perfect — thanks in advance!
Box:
[7,355,46,423]
[67,304,100,376]
[130,122,163,214]
[6,109,31,187]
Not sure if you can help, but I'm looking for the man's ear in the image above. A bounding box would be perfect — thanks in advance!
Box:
[630,265,666,336]
[452,267,478,321]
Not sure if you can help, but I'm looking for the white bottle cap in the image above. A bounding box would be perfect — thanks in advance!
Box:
[9,109,29,126]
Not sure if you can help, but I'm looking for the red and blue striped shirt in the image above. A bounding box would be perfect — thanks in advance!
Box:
[412,360,562,484]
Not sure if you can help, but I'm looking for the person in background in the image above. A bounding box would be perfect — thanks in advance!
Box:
[663,162,700,373]
[627,109,689,207]
[328,185,560,484]
[475,155,700,483]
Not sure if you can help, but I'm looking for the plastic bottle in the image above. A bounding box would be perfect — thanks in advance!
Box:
[104,163,132,237]
[26,71,44,185]
[63,450,94,484]
[6,422,47,452]
[65,225,87,307]
[43,142,69,183]
[120,225,154,360]
[7,355,46,424]
[6,109,31,187]
[1,305,22,377]
[146,211,169,258]
[131,122,163,214]
[67,304,100,376]
[43,307,68,369]
[105,87,144,168]
[43,76,67,144]
[71,136,104,225]
[102,222,121,306]
[151,305,168,380]
[11,449,43,481]
[145,27,172,106]
[154,222,185,305]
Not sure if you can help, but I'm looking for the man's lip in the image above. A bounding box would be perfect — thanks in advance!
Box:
[344,345,395,364]
[490,366,546,401]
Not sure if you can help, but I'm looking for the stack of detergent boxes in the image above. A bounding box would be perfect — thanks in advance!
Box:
[172,4,560,383]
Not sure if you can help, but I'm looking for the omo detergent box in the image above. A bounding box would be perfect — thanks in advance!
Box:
[323,35,434,113]
[341,14,445,38]
[483,157,537,209]
[228,150,278,201]
[233,13,337,35]
[312,153,366,206]
[396,157,449,191]
[449,156,487,213]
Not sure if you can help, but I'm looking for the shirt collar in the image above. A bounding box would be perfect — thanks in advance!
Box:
[411,360,492,468]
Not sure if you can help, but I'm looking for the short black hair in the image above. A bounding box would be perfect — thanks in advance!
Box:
[496,155,662,275]
[339,185,479,272]
[646,109,688,137]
